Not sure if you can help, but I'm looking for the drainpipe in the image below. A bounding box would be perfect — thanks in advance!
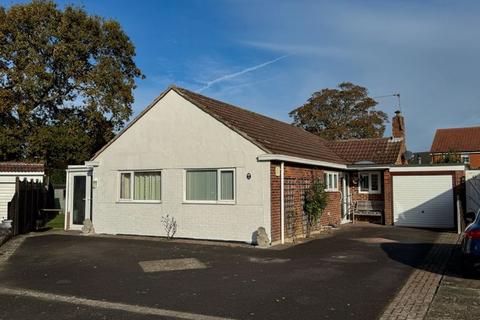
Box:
[65,169,69,231]
[280,162,285,244]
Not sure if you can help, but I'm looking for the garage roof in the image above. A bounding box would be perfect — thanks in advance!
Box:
[0,162,44,173]
[326,137,403,165]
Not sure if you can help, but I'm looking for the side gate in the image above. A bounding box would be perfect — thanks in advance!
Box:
[7,178,53,236]
[466,170,480,216]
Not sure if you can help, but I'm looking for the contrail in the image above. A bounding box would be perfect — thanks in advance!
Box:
[197,54,290,93]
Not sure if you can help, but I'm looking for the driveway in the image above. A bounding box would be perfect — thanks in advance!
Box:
[0,225,445,320]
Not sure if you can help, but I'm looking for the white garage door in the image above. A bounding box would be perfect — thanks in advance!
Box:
[393,175,454,228]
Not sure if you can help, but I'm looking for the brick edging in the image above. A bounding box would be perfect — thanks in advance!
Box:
[0,236,26,268]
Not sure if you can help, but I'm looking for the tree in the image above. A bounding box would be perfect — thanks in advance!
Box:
[289,82,388,140]
[303,178,328,237]
[0,0,144,171]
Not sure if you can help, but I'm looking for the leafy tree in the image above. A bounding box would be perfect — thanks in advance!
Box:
[0,0,144,171]
[304,178,328,237]
[290,82,388,140]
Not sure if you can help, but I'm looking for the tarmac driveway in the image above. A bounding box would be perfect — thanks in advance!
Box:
[0,225,445,320]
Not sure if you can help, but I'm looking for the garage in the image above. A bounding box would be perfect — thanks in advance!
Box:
[391,165,464,229]
[0,162,44,221]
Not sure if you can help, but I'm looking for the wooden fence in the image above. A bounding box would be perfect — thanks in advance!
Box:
[7,178,54,236]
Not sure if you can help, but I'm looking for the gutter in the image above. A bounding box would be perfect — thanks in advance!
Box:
[257,154,347,170]
[280,162,285,244]
[258,154,466,172]
[389,164,465,172]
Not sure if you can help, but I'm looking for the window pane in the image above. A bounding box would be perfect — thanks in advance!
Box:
[360,174,369,192]
[134,172,161,200]
[333,174,337,189]
[220,171,234,200]
[371,174,379,191]
[120,173,131,199]
[186,170,217,201]
[328,174,333,189]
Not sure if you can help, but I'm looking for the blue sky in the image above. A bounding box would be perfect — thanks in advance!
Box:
[2,0,480,151]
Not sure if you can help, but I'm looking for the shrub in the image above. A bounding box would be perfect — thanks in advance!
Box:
[161,214,177,239]
[304,178,328,237]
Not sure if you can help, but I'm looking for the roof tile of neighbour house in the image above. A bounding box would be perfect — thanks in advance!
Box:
[326,138,403,165]
[430,126,480,153]
[173,87,347,164]
[0,162,44,172]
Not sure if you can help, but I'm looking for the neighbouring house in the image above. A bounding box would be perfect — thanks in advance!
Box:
[0,162,44,221]
[64,87,465,244]
[431,126,480,168]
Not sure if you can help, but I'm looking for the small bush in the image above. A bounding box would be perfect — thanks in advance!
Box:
[304,178,328,237]
[161,214,177,239]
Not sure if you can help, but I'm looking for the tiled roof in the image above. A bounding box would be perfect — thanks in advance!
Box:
[430,126,480,153]
[173,87,347,164]
[93,86,404,166]
[0,162,44,172]
[326,138,403,165]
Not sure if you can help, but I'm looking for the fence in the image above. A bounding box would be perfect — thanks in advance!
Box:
[7,178,54,236]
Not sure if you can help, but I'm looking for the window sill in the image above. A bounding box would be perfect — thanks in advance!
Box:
[116,200,162,204]
[358,191,382,195]
[182,201,236,205]
[325,189,339,192]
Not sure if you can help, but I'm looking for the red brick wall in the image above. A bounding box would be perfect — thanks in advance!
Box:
[270,162,342,242]
[270,163,281,243]
[384,170,393,225]
[350,172,385,202]
[348,170,388,224]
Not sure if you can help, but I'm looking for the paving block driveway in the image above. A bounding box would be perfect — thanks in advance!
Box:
[0,225,447,320]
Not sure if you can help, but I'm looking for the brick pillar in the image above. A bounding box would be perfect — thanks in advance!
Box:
[383,170,393,225]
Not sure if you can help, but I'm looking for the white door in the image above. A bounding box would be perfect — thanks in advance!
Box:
[393,175,454,228]
[341,174,351,223]
[68,172,91,230]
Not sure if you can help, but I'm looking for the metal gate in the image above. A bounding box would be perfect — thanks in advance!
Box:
[466,170,480,215]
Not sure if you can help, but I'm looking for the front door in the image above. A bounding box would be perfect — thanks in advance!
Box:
[341,173,351,223]
[69,172,91,230]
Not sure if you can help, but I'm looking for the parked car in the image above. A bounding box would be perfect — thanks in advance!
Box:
[461,210,480,274]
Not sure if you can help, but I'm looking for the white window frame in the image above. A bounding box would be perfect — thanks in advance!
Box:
[358,171,381,194]
[324,171,339,192]
[461,154,470,164]
[117,169,162,203]
[183,168,236,204]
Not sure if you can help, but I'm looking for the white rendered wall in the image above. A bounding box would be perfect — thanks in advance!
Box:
[92,90,271,243]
